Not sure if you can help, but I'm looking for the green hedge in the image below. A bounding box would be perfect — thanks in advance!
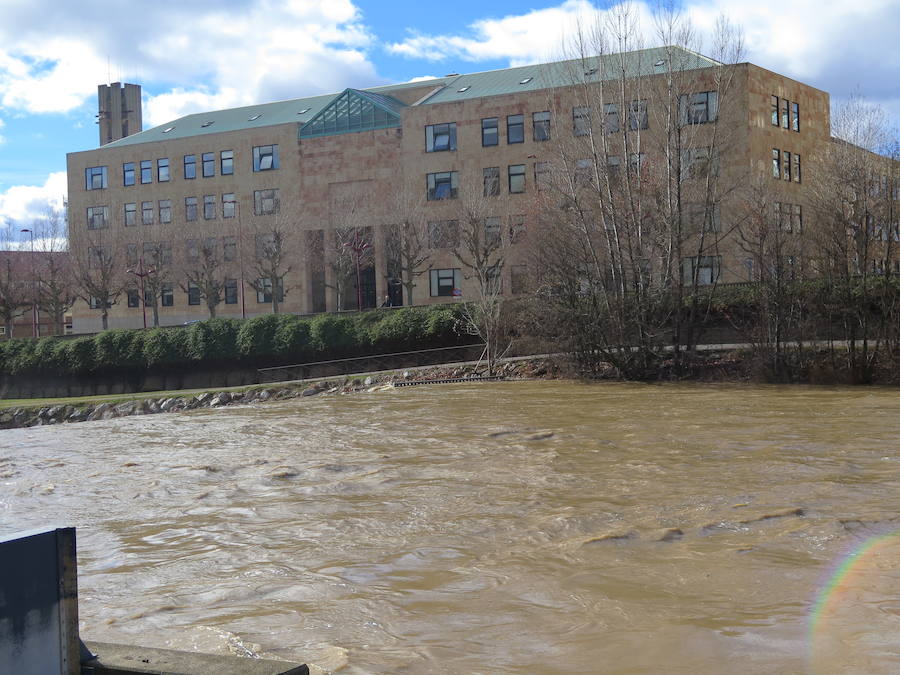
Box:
[0,304,471,377]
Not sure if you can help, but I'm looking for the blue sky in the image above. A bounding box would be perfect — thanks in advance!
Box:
[0,0,897,238]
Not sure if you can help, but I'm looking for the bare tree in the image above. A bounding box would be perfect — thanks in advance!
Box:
[71,221,125,331]
[0,226,29,338]
[384,188,430,306]
[180,238,225,318]
[453,195,508,375]
[31,206,75,336]
[247,191,295,314]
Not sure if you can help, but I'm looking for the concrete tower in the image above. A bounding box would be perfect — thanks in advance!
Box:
[97,83,142,146]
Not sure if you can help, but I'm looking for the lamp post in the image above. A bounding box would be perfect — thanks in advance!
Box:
[344,229,371,311]
[19,228,37,337]
[127,257,156,329]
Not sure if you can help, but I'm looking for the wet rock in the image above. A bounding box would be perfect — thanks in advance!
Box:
[87,403,111,421]
[115,401,138,416]
[196,392,214,406]
[159,398,178,412]
[402,370,413,380]
[68,408,88,423]
[184,397,201,410]
[301,387,319,397]
[363,376,373,386]
[257,389,273,402]
[146,400,161,414]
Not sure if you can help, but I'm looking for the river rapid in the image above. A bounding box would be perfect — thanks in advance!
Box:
[2,381,899,673]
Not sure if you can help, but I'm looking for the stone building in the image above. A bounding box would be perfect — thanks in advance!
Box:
[67,45,868,333]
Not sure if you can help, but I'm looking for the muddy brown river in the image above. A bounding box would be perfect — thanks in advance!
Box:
[2,381,899,673]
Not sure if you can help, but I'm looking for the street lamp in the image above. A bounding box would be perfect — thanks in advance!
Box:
[344,229,371,311]
[19,228,37,337]
[127,257,156,329]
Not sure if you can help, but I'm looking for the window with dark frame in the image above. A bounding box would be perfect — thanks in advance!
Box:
[772,149,780,179]
[507,114,524,144]
[481,117,498,146]
[573,106,591,136]
[85,166,107,190]
[509,215,526,244]
[783,151,792,181]
[427,171,458,200]
[791,102,800,131]
[127,288,139,308]
[188,282,201,305]
[224,236,237,261]
[157,158,169,182]
[771,95,779,126]
[508,164,526,193]
[603,103,619,133]
[225,279,238,304]
[484,217,501,248]
[184,155,196,179]
[253,145,279,171]
[483,167,500,197]
[781,98,789,129]
[126,243,138,266]
[141,201,154,225]
[680,91,718,125]
[533,111,550,141]
[534,161,550,190]
[187,239,200,263]
[426,123,457,152]
[628,100,648,130]
[793,153,801,183]
[161,284,174,307]
[203,195,216,220]
[222,193,236,218]
[140,160,152,184]
[202,152,215,177]
[123,162,135,186]
[124,202,136,227]
[429,268,461,297]
[221,150,234,175]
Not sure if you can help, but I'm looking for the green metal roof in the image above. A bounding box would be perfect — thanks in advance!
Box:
[299,88,406,139]
[97,47,719,148]
[421,46,721,105]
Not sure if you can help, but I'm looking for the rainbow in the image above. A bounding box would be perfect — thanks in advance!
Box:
[809,530,900,663]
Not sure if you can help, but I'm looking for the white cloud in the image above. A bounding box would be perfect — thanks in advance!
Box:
[0,1,382,125]
[0,172,67,230]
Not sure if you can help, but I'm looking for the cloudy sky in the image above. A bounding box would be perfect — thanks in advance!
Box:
[0,0,897,236]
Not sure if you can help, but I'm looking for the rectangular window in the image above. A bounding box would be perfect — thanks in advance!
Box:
[682,147,718,179]
[89,296,105,309]
[141,201,154,225]
[127,288,139,308]
[680,91,718,125]
[427,171,458,200]
[185,197,198,222]
[628,100,648,130]
[157,158,170,182]
[772,149,781,179]
[607,155,621,179]
[629,153,646,174]
[507,114,524,144]
[159,199,172,224]
[202,152,215,177]
[144,286,154,307]
[184,154,196,179]
[573,106,591,136]
[221,150,234,175]
[253,145,279,171]
[792,203,803,232]
[428,220,459,248]
[254,188,279,215]
[186,239,200,263]
[223,236,237,261]
[483,167,500,197]
[126,243,138,266]
[484,217,501,248]
[533,111,550,141]
[123,162,135,186]
[161,283,174,307]
[425,123,457,152]
[509,215,526,244]
[793,153,801,183]
[575,158,593,186]
[791,102,800,132]
[771,95,779,126]
[85,166,107,190]
[87,206,109,230]
[124,202,136,227]
[535,161,550,191]
[783,151,792,181]
[140,160,152,184]
[188,282,201,305]
[603,103,619,134]
[781,98,789,129]
[256,278,283,304]
[682,255,721,285]
[481,117,498,146]
[508,164,526,193]
[225,279,238,304]
[222,193,236,218]
[87,246,107,269]
[429,268,462,297]
[203,195,216,220]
